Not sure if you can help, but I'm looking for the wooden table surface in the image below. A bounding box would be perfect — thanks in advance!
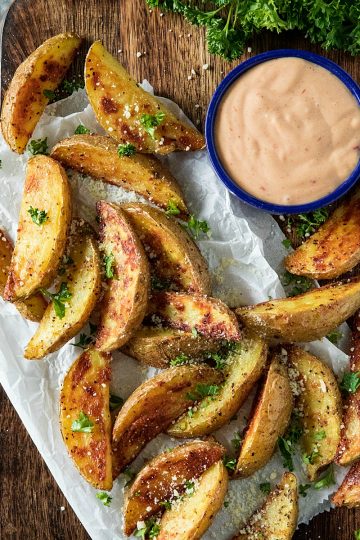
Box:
[1,1,360,539]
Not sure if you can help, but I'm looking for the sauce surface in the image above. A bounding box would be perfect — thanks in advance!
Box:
[214,57,360,205]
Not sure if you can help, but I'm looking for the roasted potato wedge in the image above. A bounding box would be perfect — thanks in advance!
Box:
[51,135,188,216]
[25,225,101,359]
[60,348,112,490]
[288,346,342,481]
[111,365,222,476]
[285,190,360,279]
[168,335,267,437]
[333,461,360,508]
[123,326,220,369]
[122,203,211,295]
[4,156,72,301]
[95,201,150,352]
[124,440,225,535]
[236,278,360,342]
[235,353,292,478]
[233,472,298,540]
[1,33,81,153]
[84,41,205,154]
[0,229,47,321]
[157,460,228,540]
[148,292,240,341]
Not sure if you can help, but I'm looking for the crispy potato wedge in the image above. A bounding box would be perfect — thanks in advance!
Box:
[288,346,342,481]
[25,225,101,359]
[1,33,81,153]
[111,365,222,476]
[233,472,298,540]
[333,461,360,508]
[157,460,228,540]
[122,203,211,295]
[4,156,72,301]
[0,229,47,321]
[285,190,360,279]
[168,335,267,437]
[95,201,150,352]
[235,353,292,478]
[84,41,205,154]
[236,279,360,342]
[124,440,225,535]
[123,327,220,369]
[148,292,241,341]
[60,348,112,490]
[51,135,188,216]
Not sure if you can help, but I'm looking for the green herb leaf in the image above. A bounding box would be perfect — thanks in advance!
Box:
[224,500,230,508]
[160,500,172,510]
[74,124,90,135]
[123,467,135,487]
[340,371,360,394]
[282,271,314,297]
[27,206,49,226]
[61,78,85,94]
[355,530,360,540]
[296,209,329,239]
[186,383,221,401]
[28,137,48,155]
[299,484,311,497]
[72,333,93,349]
[314,430,326,441]
[302,448,320,465]
[313,465,335,490]
[278,436,294,471]
[40,282,72,319]
[140,112,165,139]
[43,89,56,101]
[259,482,271,495]
[184,479,196,495]
[165,200,181,216]
[282,238,292,249]
[231,432,242,451]
[118,143,136,157]
[187,214,210,239]
[223,455,236,471]
[109,394,124,411]
[96,492,112,506]
[71,411,94,433]
[326,329,343,344]
[135,517,161,539]
[169,353,190,367]
[103,253,116,279]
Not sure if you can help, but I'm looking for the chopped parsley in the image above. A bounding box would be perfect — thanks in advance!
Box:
[282,238,292,249]
[259,482,271,495]
[223,455,236,471]
[326,329,343,344]
[299,484,311,497]
[72,333,93,349]
[282,270,314,297]
[43,89,56,101]
[278,414,303,471]
[160,500,172,510]
[40,282,72,319]
[302,448,320,465]
[231,432,242,451]
[123,467,135,487]
[314,430,326,441]
[109,394,124,411]
[165,200,181,216]
[169,353,191,366]
[27,206,48,226]
[118,143,136,157]
[355,530,360,540]
[296,209,329,239]
[186,383,221,401]
[340,371,360,394]
[313,465,335,490]
[58,254,74,275]
[74,124,90,135]
[71,411,94,433]
[184,479,196,495]
[28,137,48,155]
[103,253,116,279]
[135,517,160,539]
[61,78,85,94]
[186,214,210,239]
[140,112,165,139]
[96,492,112,507]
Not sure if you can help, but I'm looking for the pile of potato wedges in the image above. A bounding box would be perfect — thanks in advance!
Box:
[1,32,360,540]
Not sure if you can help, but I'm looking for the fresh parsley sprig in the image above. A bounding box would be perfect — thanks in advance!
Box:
[118,143,136,157]
[140,112,165,139]
[74,124,90,135]
[103,253,116,279]
[296,209,329,239]
[259,482,271,495]
[71,411,94,433]
[340,371,360,394]
[186,214,210,239]
[165,200,181,216]
[27,206,48,226]
[134,517,160,539]
[96,492,112,506]
[28,137,48,155]
[40,282,72,319]
[169,353,191,367]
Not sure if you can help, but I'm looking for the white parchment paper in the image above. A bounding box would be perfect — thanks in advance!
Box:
[0,86,351,540]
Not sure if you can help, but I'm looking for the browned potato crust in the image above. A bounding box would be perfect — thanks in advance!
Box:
[60,348,112,490]
[236,278,360,342]
[95,202,150,352]
[1,33,81,153]
[51,135,188,216]
[122,203,211,295]
[285,190,360,279]
[4,155,72,301]
[124,440,225,535]
[84,41,205,154]
[111,365,222,477]
[333,461,360,508]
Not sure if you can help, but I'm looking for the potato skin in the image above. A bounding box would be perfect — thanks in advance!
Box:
[333,461,360,508]
[84,41,205,154]
[51,135,188,216]
[236,278,360,342]
[60,348,112,490]
[1,32,81,153]
[285,190,360,279]
[122,203,211,295]
[235,353,292,478]
[4,155,72,301]
[124,440,225,535]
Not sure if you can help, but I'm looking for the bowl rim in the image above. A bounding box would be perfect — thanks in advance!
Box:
[205,48,360,215]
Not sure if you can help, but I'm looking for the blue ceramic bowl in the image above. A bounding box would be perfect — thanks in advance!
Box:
[205,49,360,214]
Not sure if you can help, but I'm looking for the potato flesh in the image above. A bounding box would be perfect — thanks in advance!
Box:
[60,349,112,490]
[168,336,267,437]
[4,155,72,301]
[51,135,188,216]
[333,461,360,508]
[1,33,81,153]
[84,41,205,154]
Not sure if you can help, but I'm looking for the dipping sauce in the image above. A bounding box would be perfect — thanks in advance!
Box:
[214,57,360,205]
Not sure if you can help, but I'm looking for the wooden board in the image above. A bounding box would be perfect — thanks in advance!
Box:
[1,1,360,539]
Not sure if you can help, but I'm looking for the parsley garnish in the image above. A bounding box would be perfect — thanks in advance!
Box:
[71,411,94,433]
[160,500,172,510]
[186,214,210,239]
[118,143,136,157]
[259,482,271,495]
[61,78,85,94]
[326,329,343,344]
[299,484,311,497]
[296,209,329,239]
[313,465,335,490]
[355,530,360,540]
[169,353,190,367]
[186,383,220,401]
[314,430,326,441]
[40,282,72,319]
[109,394,124,411]
[123,467,135,487]
[28,137,48,155]
[103,253,116,279]
[223,455,236,471]
[278,414,303,471]
[184,479,195,495]
[165,200,181,216]
[96,492,112,507]
[231,432,242,450]
[302,448,320,465]
[140,112,165,139]
[135,517,160,539]
[27,206,48,226]
[340,371,360,394]
[43,89,56,101]
[282,271,313,297]
[72,333,93,349]
[74,124,90,135]
[282,238,291,249]
[58,254,74,275]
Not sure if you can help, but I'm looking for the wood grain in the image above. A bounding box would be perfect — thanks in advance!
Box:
[1,0,360,539]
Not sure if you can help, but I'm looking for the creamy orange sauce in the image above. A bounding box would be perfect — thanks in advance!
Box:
[215,57,360,205]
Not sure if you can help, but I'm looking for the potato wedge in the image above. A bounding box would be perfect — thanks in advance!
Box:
[233,472,298,540]
[4,155,72,301]
[124,440,225,535]
[123,327,220,369]
[236,278,360,342]
[1,33,81,153]
[95,201,150,352]
[0,228,47,321]
[288,346,342,481]
[285,190,360,279]
[168,335,267,437]
[157,460,228,540]
[235,353,292,478]
[84,41,205,154]
[148,292,241,341]
[122,203,211,295]
[333,461,360,508]
[111,365,222,476]
[25,225,101,359]
[51,135,188,216]
[60,348,112,490]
